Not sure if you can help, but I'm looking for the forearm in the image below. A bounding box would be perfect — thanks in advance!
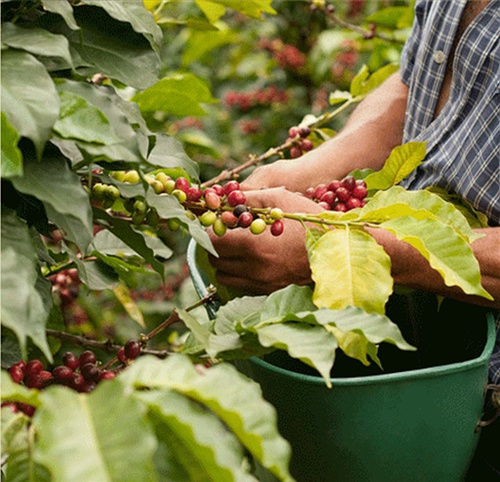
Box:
[370,226,500,309]
[243,72,409,193]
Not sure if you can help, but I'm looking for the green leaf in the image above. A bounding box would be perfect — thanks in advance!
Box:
[41,0,79,30]
[82,0,163,51]
[1,406,51,482]
[311,306,415,352]
[1,112,23,178]
[260,284,316,324]
[364,142,427,191]
[55,79,146,164]
[147,134,199,181]
[1,22,73,67]
[350,63,400,97]
[359,186,482,243]
[112,283,145,327]
[195,0,276,21]
[133,73,218,117]
[141,390,256,482]
[1,371,42,406]
[365,6,410,28]
[309,227,393,314]
[177,309,212,350]
[69,256,119,291]
[53,91,121,145]
[256,323,337,387]
[34,382,158,482]
[68,8,160,90]
[380,216,493,299]
[1,50,59,158]
[123,355,293,482]
[182,28,238,66]
[11,155,93,253]
[328,90,352,105]
[1,211,52,360]
[326,325,380,367]
[92,208,166,279]
[213,295,267,335]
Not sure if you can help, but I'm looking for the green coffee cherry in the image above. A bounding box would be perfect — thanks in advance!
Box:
[92,183,106,198]
[167,218,181,231]
[104,185,120,200]
[132,212,146,225]
[164,179,176,194]
[123,170,140,183]
[172,189,187,203]
[151,179,165,194]
[269,208,284,220]
[250,218,267,235]
[145,208,160,227]
[133,200,147,215]
[213,217,227,237]
[111,171,126,182]
[200,210,217,227]
[155,172,171,186]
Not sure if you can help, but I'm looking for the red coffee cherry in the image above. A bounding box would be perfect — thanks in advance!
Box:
[204,191,221,210]
[62,352,80,371]
[25,360,43,377]
[341,176,356,191]
[25,374,44,390]
[227,190,246,207]
[53,365,74,380]
[99,370,116,381]
[174,177,190,194]
[223,181,240,195]
[300,139,314,151]
[335,187,351,202]
[8,365,24,384]
[221,211,238,228]
[352,185,368,200]
[237,211,254,228]
[80,363,99,381]
[124,339,141,360]
[314,184,328,200]
[328,180,342,192]
[187,186,203,202]
[290,146,302,158]
[79,350,97,367]
[320,191,335,206]
[270,219,284,236]
[333,203,348,212]
[117,348,127,364]
[212,184,225,197]
[346,197,363,210]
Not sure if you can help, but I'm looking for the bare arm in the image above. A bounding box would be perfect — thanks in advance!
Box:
[242,72,409,193]
[369,226,500,309]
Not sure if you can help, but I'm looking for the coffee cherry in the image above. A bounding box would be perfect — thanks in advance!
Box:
[99,370,116,381]
[62,352,80,371]
[341,176,356,191]
[250,218,267,235]
[204,191,221,210]
[187,186,203,202]
[199,210,217,227]
[8,365,24,384]
[237,211,254,228]
[299,126,311,138]
[301,139,314,151]
[320,191,335,206]
[314,184,328,200]
[333,203,348,212]
[111,171,126,182]
[305,187,315,198]
[155,172,171,187]
[269,208,284,220]
[335,187,351,202]
[212,184,225,197]
[174,177,190,194]
[92,183,106,198]
[81,363,99,381]
[18,403,36,417]
[352,184,368,200]
[290,146,302,158]
[71,373,87,391]
[150,179,165,194]
[145,209,160,227]
[25,374,44,389]
[104,185,120,200]
[270,219,284,236]
[233,204,248,217]
[53,365,74,380]
[117,348,127,364]
[39,370,54,387]
[223,181,240,195]
[25,360,43,377]
[213,218,227,237]
[346,197,363,210]
[288,126,300,138]
[328,180,342,192]
[123,170,140,183]
[79,350,97,367]
[124,339,141,360]
[221,211,238,228]
[172,189,187,203]
[227,190,246,207]
[133,200,147,215]
[167,218,180,231]
[164,179,176,194]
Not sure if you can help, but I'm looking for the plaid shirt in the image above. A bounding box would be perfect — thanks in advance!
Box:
[399,0,500,386]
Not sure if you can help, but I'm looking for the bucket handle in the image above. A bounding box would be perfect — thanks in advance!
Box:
[476,384,500,430]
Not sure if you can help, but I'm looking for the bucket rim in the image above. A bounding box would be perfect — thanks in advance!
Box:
[249,312,496,386]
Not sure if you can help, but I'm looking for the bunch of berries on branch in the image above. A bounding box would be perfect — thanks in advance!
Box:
[5,340,144,415]
[306,175,368,212]
[286,125,314,158]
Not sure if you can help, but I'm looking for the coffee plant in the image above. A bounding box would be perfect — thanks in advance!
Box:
[1,0,492,481]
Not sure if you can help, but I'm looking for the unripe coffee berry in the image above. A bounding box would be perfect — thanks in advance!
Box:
[123,170,140,183]
[213,218,227,237]
[133,200,147,215]
[146,209,160,227]
[269,208,284,220]
[172,189,187,203]
[151,180,165,194]
[164,179,176,194]
[200,210,217,227]
[250,218,266,235]
[155,172,171,186]
[104,185,121,200]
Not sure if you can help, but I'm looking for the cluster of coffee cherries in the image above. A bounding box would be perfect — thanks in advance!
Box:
[4,340,143,416]
[306,175,368,212]
[286,125,314,158]
[194,180,285,237]
[48,268,81,307]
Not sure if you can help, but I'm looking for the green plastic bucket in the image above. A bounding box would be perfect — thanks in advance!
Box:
[186,240,496,482]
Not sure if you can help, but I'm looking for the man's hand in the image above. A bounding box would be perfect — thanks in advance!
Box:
[208,188,324,294]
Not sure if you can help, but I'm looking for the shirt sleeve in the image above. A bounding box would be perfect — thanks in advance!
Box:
[399,0,428,87]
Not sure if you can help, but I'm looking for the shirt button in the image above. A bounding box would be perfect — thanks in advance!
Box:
[433,50,446,64]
